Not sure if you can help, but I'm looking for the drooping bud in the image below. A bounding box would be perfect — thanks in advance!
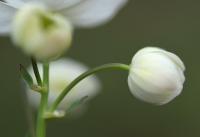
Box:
[12,3,73,61]
[128,47,185,105]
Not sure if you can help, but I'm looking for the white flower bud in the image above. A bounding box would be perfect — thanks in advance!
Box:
[128,47,185,105]
[12,4,73,61]
[26,58,101,114]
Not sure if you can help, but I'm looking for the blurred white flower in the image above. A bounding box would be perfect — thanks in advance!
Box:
[12,4,73,61]
[26,58,101,115]
[0,0,127,60]
[128,47,185,105]
[0,0,128,33]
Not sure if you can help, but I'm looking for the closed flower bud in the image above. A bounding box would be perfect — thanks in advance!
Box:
[26,58,101,114]
[12,4,73,61]
[128,47,185,105]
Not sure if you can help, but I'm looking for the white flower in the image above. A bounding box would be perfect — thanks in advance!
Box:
[12,4,73,61]
[0,0,128,61]
[0,0,128,33]
[128,47,185,105]
[26,58,101,114]
[0,0,127,60]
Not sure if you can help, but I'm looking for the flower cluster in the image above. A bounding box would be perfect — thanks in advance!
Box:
[0,0,128,60]
[0,1,186,137]
[0,0,131,118]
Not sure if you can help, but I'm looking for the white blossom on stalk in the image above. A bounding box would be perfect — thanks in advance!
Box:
[0,0,128,60]
[12,4,73,61]
[26,58,101,115]
[128,47,185,105]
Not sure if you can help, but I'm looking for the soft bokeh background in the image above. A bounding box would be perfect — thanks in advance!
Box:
[0,0,199,137]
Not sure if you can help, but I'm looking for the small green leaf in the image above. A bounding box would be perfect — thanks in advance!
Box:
[67,96,89,113]
[20,64,34,87]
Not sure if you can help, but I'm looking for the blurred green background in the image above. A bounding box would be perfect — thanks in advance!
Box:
[0,0,199,137]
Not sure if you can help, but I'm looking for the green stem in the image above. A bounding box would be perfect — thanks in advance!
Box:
[49,63,130,112]
[36,62,49,137]
[31,58,42,86]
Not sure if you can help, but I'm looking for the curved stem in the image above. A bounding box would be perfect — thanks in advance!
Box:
[36,63,49,137]
[49,63,130,112]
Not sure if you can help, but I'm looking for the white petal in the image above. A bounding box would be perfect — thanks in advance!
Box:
[59,0,128,28]
[0,2,16,35]
[26,58,101,111]
[163,51,185,71]
[49,58,101,110]
[128,74,182,105]
[4,0,25,8]
[42,0,83,10]
[133,47,185,72]
[12,0,83,10]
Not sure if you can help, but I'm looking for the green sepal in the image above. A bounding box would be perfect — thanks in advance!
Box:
[45,96,88,119]
[66,96,89,114]
[20,64,33,87]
